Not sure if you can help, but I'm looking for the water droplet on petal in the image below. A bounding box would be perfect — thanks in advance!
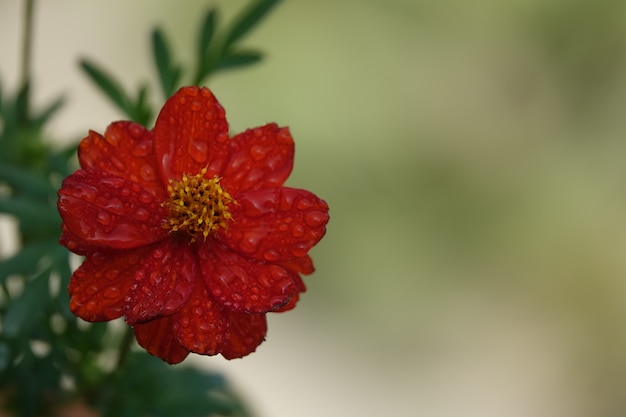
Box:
[239,232,261,253]
[139,164,156,181]
[249,145,270,161]
[152,249,164,259]
[132,142,151,157]
[290,242,309,258]
[128,123,144,138]
[263,249,280,262]
[106,269,120,280]
[97,211,111,225]
[280,191,295,211]
[276,128,292,144]
[216,133,229,143]
[305,211,329,227]
[191,100,202,111]
[139,193,153,204]
[278,223,289,232]
[291,224,305,237]
[103,286,121,299]
[188,139,208,163]
[297,198,313,210]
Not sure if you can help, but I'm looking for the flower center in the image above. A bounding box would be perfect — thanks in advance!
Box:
[162,168,235,242]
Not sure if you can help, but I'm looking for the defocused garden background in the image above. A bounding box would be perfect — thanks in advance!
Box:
[3,0,626,416]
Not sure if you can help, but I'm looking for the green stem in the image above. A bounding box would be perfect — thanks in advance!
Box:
[114,326,134,372]
[20,0,36,90]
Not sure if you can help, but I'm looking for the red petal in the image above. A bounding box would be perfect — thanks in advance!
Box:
[221,311,267,360]
[69,247,151,321]
[153,87,229,183]
[221,124,294,195]
[273,256,313,312]
[197,241,297,313]
[125,238,197,325]
[78,122,166,200]
[60,224,104,255]
[58,169,168,249]
[171,281,228,356]
[219,187,329,262]
[133,316,190,364]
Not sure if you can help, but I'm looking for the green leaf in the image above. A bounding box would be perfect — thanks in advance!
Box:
[31,94,65,130]
[3,269,51,338]
[80,59,134,118]
[152,28,181,98]
[0,197,60,237]
[197,8,217,59]
[0,241,57,284]
[0,164,56,200]
[131,83,153,126]
[215,49,264,72]
[100,352,253,417]
[223,0,282,48]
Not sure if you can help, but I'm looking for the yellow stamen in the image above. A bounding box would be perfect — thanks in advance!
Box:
[162,168,235,242]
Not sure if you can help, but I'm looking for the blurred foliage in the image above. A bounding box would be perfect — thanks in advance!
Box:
[0,0,284,415]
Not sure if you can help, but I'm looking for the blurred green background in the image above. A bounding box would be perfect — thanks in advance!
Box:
[4,0,626,416]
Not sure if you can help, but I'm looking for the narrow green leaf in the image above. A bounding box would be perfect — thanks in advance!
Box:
[31,95,65,130]
[223,0,282,48]
[132,84,153,126]
[198,8,218,57]
[3,270,51,338]
[152,28,180,98]
[0,164,56,200]
[0,197,60,236]
[215,49,264,72]
[0,241,56,284]
[79,59,134,118]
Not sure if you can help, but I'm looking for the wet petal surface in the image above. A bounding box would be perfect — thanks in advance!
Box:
[221,123,294,195]
[58,169,168,249]
[220,187,329,262]
[133,316,190,364]
[78,122,166,199]
[198,241,296,313]
[69,246,152,321]
[125,239,197,324]
[154,87,229,183]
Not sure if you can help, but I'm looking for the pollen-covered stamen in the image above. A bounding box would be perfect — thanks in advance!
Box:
[162,168,235,242]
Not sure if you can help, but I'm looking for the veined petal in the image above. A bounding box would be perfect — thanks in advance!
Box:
[78,122,166,199]
[133,316,190,364]
[221,124,294,195]
[219,187,329,262]
[154,86,229,183]
[58,169,168,249]
[197,241,297,313]
[69,246,152,321]
[221,312,267,360]
[171,281,228,356]
[125,239,197,325]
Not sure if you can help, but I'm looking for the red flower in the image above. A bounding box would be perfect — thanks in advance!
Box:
[57,86,329,364]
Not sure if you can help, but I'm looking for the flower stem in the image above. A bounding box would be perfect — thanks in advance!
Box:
[20,0,36,90]
[114,326,134,372]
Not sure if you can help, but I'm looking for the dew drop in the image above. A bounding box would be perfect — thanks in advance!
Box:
[240,233,261,253]
[188,139,208,163]
[134,209,149,222]
[249,145,270,161]
[276,128,292,144]
[278,223,289,232]
[120,187,131,197]
[263,249,280,262]
[128,123,145,138]
[139,164,156,181]
[216,132,229,143]
[105,198,125,215]
[190,100,202,111]
[280,191,295,211]
[103,286,121,299]
[132,142,151,157]
[149,272,162,286]
[139,192,153,204]
[297,198,313,210]
[305,211,329,227]
[291,224,305,237]
[105,130,121,146]
[97,211,111,225]
[290,242,309,258]
[106,269,120,280]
